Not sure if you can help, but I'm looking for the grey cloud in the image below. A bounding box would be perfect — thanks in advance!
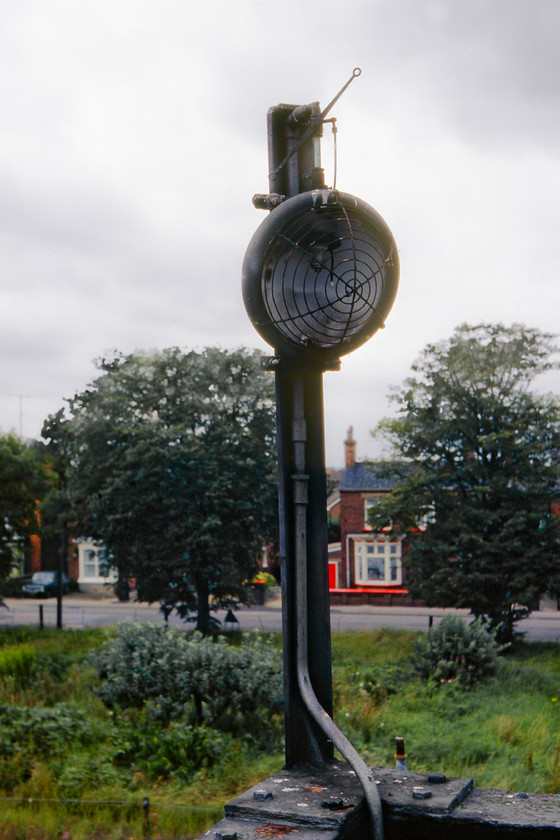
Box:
[1,0,560,465]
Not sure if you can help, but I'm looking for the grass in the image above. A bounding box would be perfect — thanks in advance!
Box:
[0,625,558,838]
[0,802,223,840]
[0,627,285,840]
[331,630,560,793]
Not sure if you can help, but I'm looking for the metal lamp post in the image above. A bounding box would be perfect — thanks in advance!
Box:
[242,70,399,837]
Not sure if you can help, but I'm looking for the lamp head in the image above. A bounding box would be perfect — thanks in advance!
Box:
[242,189,399,366]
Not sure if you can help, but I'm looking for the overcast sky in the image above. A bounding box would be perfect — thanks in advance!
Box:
[1,0,560,466]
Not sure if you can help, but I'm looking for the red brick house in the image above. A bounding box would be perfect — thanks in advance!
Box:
[329,427,560,610]
[329,427,413,606]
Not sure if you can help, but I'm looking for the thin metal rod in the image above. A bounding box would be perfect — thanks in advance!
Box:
[270,68,361,180]
[319,67,362,123]
[291,378,384,840]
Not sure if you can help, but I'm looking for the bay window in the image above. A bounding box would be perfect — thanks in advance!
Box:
[354,536,402,585]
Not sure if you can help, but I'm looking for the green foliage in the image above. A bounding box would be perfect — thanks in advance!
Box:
[331,628,417,669]
[0,626,109,652]
[1,627,560,838]
[360,662,412,703]
[32,650,74,682]
[254,571,277,588]
[56,749,121,799]
[42,347,278,633]
[410,614,501,687]
[0,625,283,828]
[331,631,415,707]
[89,623,283,734]
[0,645,35,682]
[333,631,560,794]
[0,702,94,759]
[0,434,54,597]
[376,672,560,793]
[111,713,241,782]
[371,323,560,643]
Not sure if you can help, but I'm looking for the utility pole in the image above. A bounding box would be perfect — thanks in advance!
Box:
[8,393,33,437]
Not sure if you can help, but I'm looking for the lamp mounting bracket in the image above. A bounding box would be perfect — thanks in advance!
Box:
[268,68,361,182]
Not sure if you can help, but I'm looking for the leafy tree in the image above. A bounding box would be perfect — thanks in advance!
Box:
[42,347,277,633]
[0,433,53,599]
[370,323,560,643]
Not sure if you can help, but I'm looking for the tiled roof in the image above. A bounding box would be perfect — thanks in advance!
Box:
[339,462,396,492]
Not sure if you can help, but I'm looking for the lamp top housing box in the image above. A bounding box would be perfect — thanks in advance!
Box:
[242,189,399,367]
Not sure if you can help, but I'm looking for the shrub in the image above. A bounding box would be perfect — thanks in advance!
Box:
[361,662,412,704]
[89,623,283,735]
[111,713,240,782]
[411,614,502,688]
[32,651,74,682]
[55,749,121,798]
[0,645,35,682]
[253,572,277,588]
[0,702,94,758]
[0,701,99,793]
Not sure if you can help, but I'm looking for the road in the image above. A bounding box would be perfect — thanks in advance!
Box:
[2,595,560,642]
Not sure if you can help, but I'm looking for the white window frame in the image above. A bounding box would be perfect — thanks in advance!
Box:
[363,497,391,532]
[353,535,402,585]
[363,498,374,531]
[77,540,118,585]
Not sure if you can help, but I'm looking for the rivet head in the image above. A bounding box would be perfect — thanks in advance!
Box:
[253,789,274,801]
[428,773,447,784]
[321,797,347,810]
[412,787,432,800]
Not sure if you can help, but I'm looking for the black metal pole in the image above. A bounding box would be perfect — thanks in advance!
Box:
[266,100,334,767]
[56,528,65,629]
[276,364,333,766]
[243,76,391,833]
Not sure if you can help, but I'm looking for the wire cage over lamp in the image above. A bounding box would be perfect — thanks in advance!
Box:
[242,189,399,364]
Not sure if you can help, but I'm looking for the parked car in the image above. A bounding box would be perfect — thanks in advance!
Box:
[22,571,74,598]
[3,575,32,597]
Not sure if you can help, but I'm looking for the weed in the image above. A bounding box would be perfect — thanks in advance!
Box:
[0,625,558,838]
[0,646,35,682]
[493,715,519,744]
[546,744,560,793]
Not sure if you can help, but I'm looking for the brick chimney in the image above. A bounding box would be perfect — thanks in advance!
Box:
[345,426,357,469]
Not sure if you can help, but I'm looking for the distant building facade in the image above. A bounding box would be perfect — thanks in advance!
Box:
[329,427,413,605]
